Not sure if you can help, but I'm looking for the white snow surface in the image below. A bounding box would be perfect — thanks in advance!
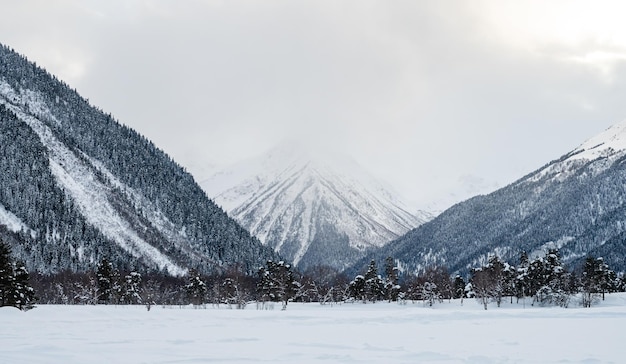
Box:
[2,294,626,363]
[0,203,31,234]
[201,141,432,266]
[0,80,186,276]
[570,118,626,161]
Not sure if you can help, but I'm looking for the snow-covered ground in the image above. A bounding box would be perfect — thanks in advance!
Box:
[2,294,626,363]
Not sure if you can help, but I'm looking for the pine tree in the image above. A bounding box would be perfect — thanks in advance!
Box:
[256,261,297,310]
[119,272,142,304]
[96,258,114,304]
[383,256,400,302]
[0,242,13,307]
[0,241,35,310]
[363,260,383,302]
[348,275,366,302]
[12,261,35,310]
[515,251,530,302]
[452,275,466,300]
[582,256,605,307]
[535,250,570,307]
[185,269,207,307]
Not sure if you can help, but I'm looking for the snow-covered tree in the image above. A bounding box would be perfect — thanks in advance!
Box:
[257,261,297,310]
[0,241,14,307]
[348,275,366,302]
[220,277,249,309]
[471,268,493,310]
[421,281,439,307]
[452,275,466,301]
[96,258,114,304]
[580,256,614,307]
[363,260,384,302]
[533,250,570,307]
[515,251,530,302]
[383,256,400,302]
[119,271,142,305]
[0,241,35,310]
[185,269,207,307]
[10,261,36,310]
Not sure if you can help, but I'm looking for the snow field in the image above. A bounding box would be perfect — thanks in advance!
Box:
[2,294,626,363]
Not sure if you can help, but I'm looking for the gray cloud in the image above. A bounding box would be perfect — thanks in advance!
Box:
[3,1,626,209]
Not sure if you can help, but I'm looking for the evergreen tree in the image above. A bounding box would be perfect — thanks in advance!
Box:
[0,241,35,310]
[119,272,142,304]
[515,251,530,302]
[256,261,297,310]
[383,256,400,302]
[220,277,248,309]
[535,250,570,307]
[581,256,612,306]
[0,242,13,307]
[96,258,114,304]
[185,269,207,307]
[363,260,383,302]
[348,275,366,302]
[452,275,466,300]
[12,261,36,310]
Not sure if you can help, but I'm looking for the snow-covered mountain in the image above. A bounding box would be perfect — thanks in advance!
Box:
[200,142,432,271]
[0,44,278,275]
[356,119,626,275]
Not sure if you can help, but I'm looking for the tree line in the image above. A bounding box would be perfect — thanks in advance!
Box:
[468,249,624,309]
[2,236,624,311]
[343,250,625,309]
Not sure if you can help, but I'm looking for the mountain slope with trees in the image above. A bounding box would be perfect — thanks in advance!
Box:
[356,119,626,275]
[0,43,278,275]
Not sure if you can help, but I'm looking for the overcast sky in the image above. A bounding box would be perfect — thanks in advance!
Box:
[3,0,626,210]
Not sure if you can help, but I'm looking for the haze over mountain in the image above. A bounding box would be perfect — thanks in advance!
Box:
[0,44,278,275]
[201,141,432,271]
[356,118,626,275]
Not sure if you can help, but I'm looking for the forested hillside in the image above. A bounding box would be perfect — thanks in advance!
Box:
[355,121,626,275]
[0,43,279,275]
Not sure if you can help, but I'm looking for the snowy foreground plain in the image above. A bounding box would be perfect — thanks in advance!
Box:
[2,294,626,364]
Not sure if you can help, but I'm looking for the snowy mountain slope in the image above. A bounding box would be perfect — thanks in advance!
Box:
[0,43,278,274]
[0,203,31,235]
[355,119,626,275]
[200,142,432,271]
[1,84,185,275]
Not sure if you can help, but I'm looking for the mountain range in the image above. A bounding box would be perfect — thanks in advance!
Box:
[200,142,432,271]
[0,43,279,275]
[356,119,626,275]
[3,41,625,279]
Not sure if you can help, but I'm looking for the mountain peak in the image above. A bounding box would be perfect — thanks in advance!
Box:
[200,142,432,270]
[259,138,362,175]
[570,119,626,161]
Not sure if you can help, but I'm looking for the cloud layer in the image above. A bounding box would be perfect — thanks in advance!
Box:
[3,0,626,209]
